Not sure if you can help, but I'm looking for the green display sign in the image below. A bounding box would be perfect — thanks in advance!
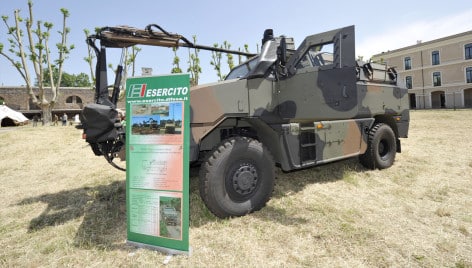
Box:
[125,74,190,254]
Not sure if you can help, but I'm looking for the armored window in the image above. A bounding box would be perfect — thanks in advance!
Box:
[465,44,472,60]
[296,43,334,70]
[296,53,312,69]
[66,96,74,103]
[466,67,472,83]
[404,57,411,70]
[225,57,258,80]
[405,76,412,89]
[432,51,440,65]
[433,72,441,87]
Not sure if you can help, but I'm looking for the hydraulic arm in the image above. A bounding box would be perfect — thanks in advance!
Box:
[81,24,256,170]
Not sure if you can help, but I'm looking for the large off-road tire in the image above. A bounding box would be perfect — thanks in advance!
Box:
[199,137,275,218]
[359,123,396,170]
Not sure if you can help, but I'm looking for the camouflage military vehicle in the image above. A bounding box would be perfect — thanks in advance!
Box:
[80,24,409,218]
[164,122,176,134]
[162,206,179,226]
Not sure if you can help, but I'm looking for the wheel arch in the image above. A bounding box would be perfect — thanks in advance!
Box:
[197,117,282,165]
[373,114,402,153]
[374,114,398,138]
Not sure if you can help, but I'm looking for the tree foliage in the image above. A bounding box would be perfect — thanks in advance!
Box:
[238,44,250,64]
[210,43,224,81]
[187,35,201,86]
[224,41,234,71]
[38,67,91,87]
[125,45,141,77]
[171,47,182,74]
[210,41,252,81]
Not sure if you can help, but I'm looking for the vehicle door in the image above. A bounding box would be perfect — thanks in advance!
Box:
[276,26,358,121]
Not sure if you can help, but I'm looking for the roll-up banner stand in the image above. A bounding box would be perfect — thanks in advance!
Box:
[125,74,190,254]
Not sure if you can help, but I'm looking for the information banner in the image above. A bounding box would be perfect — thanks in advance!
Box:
[125,74,190,254]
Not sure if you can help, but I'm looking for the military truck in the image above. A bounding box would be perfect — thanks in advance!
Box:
[162,206,179,226]
[80,24,409,218]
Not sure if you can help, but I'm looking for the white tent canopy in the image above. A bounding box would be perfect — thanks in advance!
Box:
[0,105,29,126]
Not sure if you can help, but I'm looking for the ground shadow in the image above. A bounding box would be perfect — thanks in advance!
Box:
[188,158,365,227]
[272,158,363,198]
[252,158,364,224]
[16,158,365,246]
[17,180,127,249]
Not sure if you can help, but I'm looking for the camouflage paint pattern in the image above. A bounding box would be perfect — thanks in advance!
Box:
[188,25,409,171]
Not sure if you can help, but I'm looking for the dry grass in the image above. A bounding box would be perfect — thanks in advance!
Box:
[0,109,471,267]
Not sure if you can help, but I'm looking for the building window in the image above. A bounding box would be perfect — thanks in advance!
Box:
[466,44,472,60]
[404,57,411,70]
[405,76,412,89]
[432,51,440,65]
[433,72,441,87]
[467,67,472,83]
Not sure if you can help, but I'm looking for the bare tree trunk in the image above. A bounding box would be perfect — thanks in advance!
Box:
[13,10,38,108]
[40,105,51,125]
[2,4,72,125]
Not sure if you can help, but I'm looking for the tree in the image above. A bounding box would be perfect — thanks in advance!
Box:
[126,46,141,77]
[38,67,91,87]
[210,43,224,81]
[83,28,95,85]
[212,41,251,80]
[105,46,141,84]
[187,35,201,86]
[0,1,73,123]
[84,27,141,90]
[224,41,234,71]
[238,44,250,64]
[171,47,182,74]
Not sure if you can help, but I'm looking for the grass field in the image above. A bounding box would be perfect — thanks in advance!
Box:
[0,109,471,267]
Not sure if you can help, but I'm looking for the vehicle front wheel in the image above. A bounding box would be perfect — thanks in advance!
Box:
[199,137,275,218]
[359,123,397,169]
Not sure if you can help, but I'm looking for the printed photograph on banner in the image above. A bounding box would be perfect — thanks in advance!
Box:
[131,102,183,135]
[159,194,182,240]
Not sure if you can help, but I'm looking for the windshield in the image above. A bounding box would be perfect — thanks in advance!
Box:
[225,57,259,80]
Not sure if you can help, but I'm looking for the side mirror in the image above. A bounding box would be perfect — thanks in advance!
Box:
[277,36,287,66]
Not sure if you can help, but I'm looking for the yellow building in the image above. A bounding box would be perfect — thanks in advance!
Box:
[372,30,472,109]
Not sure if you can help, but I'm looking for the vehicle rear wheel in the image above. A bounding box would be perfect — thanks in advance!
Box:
[359,123,396,169]
[199,137,275,218]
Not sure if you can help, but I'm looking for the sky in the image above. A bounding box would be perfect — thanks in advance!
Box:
[1,0,472,86]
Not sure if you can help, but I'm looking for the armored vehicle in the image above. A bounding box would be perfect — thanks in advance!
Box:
[80,24,409,218]
[162,206,179,226]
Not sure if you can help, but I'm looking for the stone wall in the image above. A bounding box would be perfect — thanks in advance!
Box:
[0,86,95,111]
[0,86,125,119]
